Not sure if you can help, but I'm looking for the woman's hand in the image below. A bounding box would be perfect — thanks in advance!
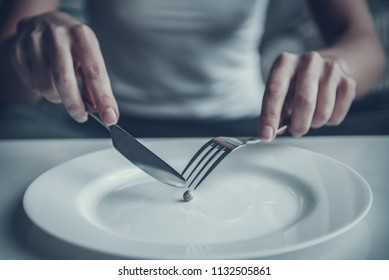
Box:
[258,51,356,140]
[9,11,118,125]
[258,0,385,140]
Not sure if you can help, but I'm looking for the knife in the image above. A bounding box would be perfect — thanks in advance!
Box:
[88,111,186,188]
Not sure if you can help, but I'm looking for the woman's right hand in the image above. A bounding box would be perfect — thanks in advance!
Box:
[9,11,119,125]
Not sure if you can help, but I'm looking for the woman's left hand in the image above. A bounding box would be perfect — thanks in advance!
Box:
[258,51,356,140]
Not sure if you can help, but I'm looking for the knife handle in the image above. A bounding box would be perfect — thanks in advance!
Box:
[88,111,110,130]
[84,99,110,130]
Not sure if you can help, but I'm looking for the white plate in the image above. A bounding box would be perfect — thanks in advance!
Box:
[23,140,372,259]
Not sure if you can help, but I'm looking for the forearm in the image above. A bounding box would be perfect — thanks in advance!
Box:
[318,29,385,98]
[307,0,386,98]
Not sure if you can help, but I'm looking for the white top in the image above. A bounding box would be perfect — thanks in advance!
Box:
[87,0,269,120]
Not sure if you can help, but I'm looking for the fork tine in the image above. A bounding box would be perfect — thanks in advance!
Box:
[181,140,214,176]
[193,149,231,190]
[185,143,219,181]
[187,146,227,189]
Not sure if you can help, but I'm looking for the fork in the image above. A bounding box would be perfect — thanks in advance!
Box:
[181,124,289,190]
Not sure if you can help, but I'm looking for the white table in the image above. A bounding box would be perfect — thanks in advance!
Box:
[0,136,388,259]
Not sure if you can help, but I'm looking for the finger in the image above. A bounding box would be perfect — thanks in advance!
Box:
[47,26,87,122]
[38,29,63,103]
[311,60,340,128]
[290,51,322,136]
[42,73,62,103]
[13,19,39,87]
[328,76,356,125]
[259,52,298,141]
[26,31,61,102]
[70,24,118,125]
[9,36,36,89]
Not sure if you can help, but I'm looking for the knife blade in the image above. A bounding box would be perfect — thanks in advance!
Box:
[88,112,186,188]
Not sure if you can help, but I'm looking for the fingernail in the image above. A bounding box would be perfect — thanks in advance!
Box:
[75,112,88,123]
[260,125,274,142]
[102,108,117,125]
